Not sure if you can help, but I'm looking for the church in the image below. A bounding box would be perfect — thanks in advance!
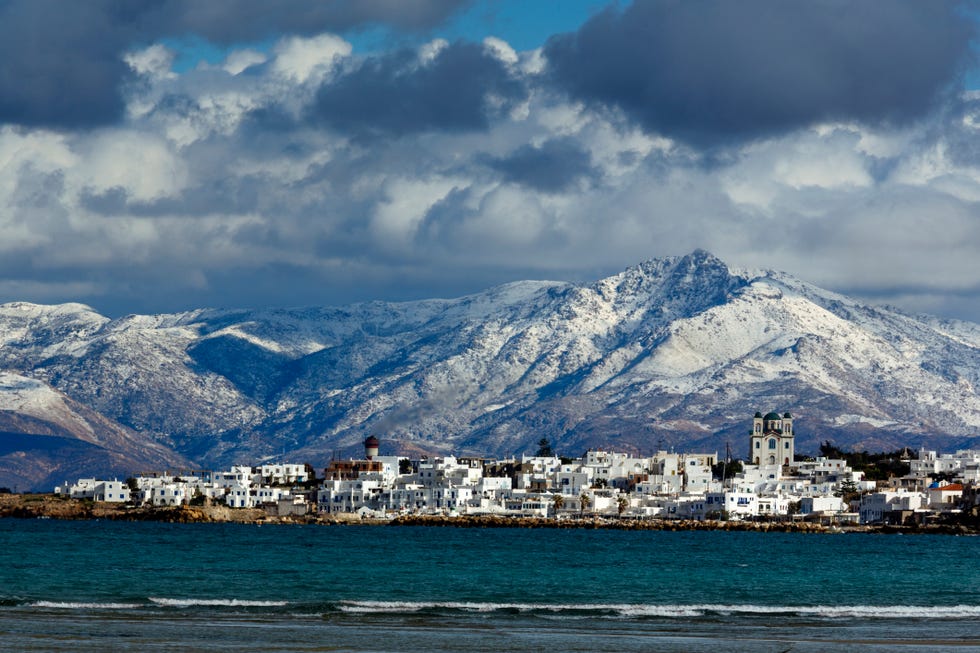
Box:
[748,411,795,466]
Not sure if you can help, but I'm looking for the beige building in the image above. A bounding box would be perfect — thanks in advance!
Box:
[749,411,795,467]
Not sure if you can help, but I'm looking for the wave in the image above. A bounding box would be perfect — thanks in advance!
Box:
[148,597,289,608]
[335,601,980,620]
[20,598,290,611]
[21,599,980,621]
[31,601,143,610]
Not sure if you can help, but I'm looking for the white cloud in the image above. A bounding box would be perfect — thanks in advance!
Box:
[0,128,77,196]
[721,130,873,211]
[124,44,177,79]
[72,130,187,202]
[483,37,518,65]
[372,176,463,246]
[272,33,352,84]
[418,38,449,65]
[223,49,268,75]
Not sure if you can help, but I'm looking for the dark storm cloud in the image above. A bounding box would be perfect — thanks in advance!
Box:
[544,0,976,148]
[0,0,471,129]
[174,0,472,41]
[311,41,526,136]
[483,138,598,193]
[0,1,132,127]
[80,180,263,218]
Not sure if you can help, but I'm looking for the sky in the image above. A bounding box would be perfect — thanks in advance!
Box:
[2,0,980,321]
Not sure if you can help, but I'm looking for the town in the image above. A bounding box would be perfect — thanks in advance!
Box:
[54,411,980,527]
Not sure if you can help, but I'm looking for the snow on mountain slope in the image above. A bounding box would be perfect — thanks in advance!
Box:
[1,372,102,440]
[0,372,192,490]
[2,250,980,478]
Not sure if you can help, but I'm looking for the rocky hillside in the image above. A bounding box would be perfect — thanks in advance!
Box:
[2,251,980,488]
[0,372,192,491]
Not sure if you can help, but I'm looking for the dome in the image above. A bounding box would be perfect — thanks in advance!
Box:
[364,436,380,447]
[783,412,792,418]
[763,412,782,421]
[754,411,763,418]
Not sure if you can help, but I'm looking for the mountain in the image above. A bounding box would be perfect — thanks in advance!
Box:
[0,371,192,491]
[2,251,980,488]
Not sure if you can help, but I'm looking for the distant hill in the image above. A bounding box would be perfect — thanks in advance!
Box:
[3,251,980,489]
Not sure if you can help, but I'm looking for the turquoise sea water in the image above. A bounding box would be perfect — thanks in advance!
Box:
[1,519,979,652]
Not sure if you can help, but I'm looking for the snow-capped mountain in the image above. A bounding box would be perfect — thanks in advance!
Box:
[2,251,980,488]
[0,371,192,491]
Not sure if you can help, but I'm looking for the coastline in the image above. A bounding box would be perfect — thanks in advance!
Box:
[1,493,975,534]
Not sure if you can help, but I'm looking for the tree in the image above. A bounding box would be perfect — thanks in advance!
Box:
[579,493,592,516]
[552,493,565,518]
[536,438,554,457]
[819,442,910,480]
[836,478,861,503]
[617,495,629,517]
[189,487,207,507]
[712,459,743,481]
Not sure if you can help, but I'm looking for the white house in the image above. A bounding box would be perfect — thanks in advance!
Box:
[926,481,964,509]
[258,463,310,485]
[800,496,846,515]
[57,479,131,503]
[859,490,924,524]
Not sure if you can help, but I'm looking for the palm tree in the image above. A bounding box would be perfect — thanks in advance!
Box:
[579,492,591,516]
[552,493,564,519]
[617,495,629,517]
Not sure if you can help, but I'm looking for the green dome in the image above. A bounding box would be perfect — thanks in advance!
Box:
[763,412,782,421]
[754,411,763,418]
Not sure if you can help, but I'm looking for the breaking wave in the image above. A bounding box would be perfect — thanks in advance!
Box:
[335,601,980,620]
[149,597,289,607]
[31,601,142,610]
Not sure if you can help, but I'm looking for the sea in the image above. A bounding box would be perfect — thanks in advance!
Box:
[1,519,978,652]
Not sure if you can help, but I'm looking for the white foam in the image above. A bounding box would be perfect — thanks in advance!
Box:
[31,601,142,610]
[149,597,288,608]
[338,601,709,616]
[336,601,980,620]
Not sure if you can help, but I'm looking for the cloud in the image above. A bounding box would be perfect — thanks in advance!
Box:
[0,0,471,129]
[0,2,132,128]
[164,0,474,42]
[271,34,352,84]
[482,137,599,193]
[544,0,976,148]
[310,41,527,136]
[4,7,980,327]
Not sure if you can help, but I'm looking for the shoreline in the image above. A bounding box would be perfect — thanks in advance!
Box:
[1,494,975,534]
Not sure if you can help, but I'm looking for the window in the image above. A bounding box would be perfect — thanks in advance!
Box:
[769,439,777,450]
[785,442,790,449]
[755,441,760,449]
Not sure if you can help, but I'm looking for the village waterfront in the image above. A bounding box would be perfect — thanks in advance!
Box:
[1,519,979,652]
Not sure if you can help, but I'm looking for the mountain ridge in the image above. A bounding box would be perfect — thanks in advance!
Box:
[2,251,980,489]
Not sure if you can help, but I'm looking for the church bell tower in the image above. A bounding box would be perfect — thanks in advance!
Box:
[749,411,794,467]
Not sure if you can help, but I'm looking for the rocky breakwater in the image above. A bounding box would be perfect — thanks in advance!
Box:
[388,514,831,532]
[0,494,269,523]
